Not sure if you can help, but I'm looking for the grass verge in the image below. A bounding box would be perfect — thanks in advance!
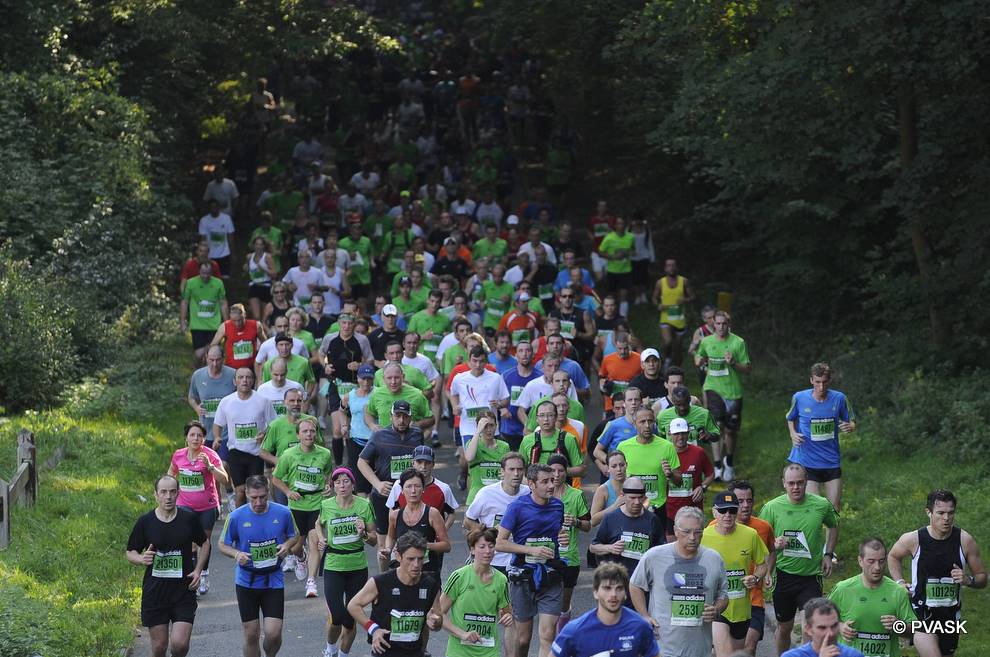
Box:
[0,337,191,657]
[628,305,989,653]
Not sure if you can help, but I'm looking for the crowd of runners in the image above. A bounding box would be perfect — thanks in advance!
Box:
[127,4,986,657]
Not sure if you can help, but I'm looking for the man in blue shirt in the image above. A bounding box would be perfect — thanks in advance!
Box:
[782,598,864,657]
[219,475,300,657]
[489,330,518,374]
[785,361,856,511]
[552,562,659,657]
[501,341,541,451]
[534,333,590,402]
[496,463,565,657]
[592,387,643,479]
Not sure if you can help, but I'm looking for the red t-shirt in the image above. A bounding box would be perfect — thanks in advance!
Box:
[589,213,616,250]
[222,319,262,369]
[665,445,714,520]
[394,482,453,515]
[181,258,221,280]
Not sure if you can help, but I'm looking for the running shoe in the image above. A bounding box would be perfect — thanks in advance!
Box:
[305,577,318,598]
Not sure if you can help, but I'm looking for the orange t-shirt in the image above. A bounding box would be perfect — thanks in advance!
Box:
[598,352,643,411]
[707,515,775,608]
[497,311,540,354]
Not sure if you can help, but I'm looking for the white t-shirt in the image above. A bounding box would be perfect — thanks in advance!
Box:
[475,201,504,230]
[516,377,578,411]
[315,247,350,273]
[450,369,510,437]
[434,332,461,365]
[198,213,235,259]
[450,199,477,217]
[350,171,381,195]
[214,391,276,456]
[322,267,345,315]
[505,265,525,287]
[517,241,558,265]
[465,483,532,568]
[203,179,239,215]
[385,477,460,512]
[255,337,309,364]
[256,380,305,415]
[282,266,329,307]
[403,353,440,382]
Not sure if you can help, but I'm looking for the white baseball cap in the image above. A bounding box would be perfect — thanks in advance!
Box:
[640,348,661,363]
[382,304,398,317]
[669,417,690,434]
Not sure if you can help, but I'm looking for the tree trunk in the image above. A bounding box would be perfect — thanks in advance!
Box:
[898,86,950,347]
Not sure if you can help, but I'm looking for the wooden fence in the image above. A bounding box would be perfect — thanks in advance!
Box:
[0,429,39,549]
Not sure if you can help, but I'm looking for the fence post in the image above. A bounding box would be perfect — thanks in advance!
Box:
[0,476,9,549]
[16,429,37,508]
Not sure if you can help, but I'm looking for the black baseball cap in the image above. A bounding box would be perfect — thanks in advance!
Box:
[713,491,739,511]
[391,399,412,415]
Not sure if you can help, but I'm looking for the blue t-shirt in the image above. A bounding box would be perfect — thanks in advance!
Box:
[501,367,542,436]
[188,365,236,435]
[500,494,564,568]
[575,296,599,315]
[221,502,298,589]
[346,389,373,445]
[553,268,595,292]
[534,357,590,391]
[552,606,658,657]
[782,643,864,657]
[489,352,518,375]
[785,389,854,469]
[597,416,637,453]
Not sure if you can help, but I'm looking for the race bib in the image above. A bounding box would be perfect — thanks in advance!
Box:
[196,299,217,318]
[524,536,555,564]
[620,531,650,561]
[925,578,959,608]
[639,474,660,500]
[781,530,812,559]
[209,230,226,245]
[460,613,496,648]
[465,406,487,420]
[510,386,523,404]
[272,401,286,416]
[559,320,575,339]
[725,569,747,599]
[594,223,610,238]
[234,422,259,448]
[390,454,414,480]
[612,380,630,395]
[250,267,266,281]
[479,461,502,486]
[668,472,693,498]
[232,340,254,360]
[202,398,221,419]
[178,468,205,493]
[665,304,684,321]
[809,418,835,441]
[293,464,323,492]
[330,516,359,546]
[249,539,278,569]
[538,283,553,300]
[486,299,507,318]
[152,550,183,578]
[389,609,425,643]
[670,593,704,627]
[707,357,728,377]
[855,631,892,657]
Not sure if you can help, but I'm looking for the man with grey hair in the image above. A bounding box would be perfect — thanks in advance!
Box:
[630,505,729,657]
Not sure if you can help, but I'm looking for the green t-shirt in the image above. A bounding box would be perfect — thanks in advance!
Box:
[262,353,315,388]
[261,414,321,457]
[182,277,226,331]
[319,495,377,573]
[364,214,394,251]
[701,524,769,622]
[598,231,635,274]
[367,384,432,427]
[467,439,511,505]
[263,190,304,228]
[481,280,515,329]
[524,397,585,432]
[658,405,721,446]
[294,329,318,355]
[339,235,373,285]
[473,238,508,263]
[406,310,451,360]
[374,364,432,394]
[698,333,750,400]
[383,230,415,273]
[441,344,469,376]
[519,431,582,470]
[272,444,334,511]
[393,294,426,319]
[616,436,681,507]
[443,565,510,657]
[829,575,917,657]
[391,270,432,298]
[759,493,838,576]
[556,485,589,566]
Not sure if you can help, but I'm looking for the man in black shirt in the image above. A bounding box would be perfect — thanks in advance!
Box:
[629,348,666,409]
[431,237,470,284]
[369,304,406,365]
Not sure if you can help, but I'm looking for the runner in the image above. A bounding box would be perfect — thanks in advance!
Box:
[551,562,659,657]
[501,341,541,451]
[665,417,715,540]
[430,528,513,657]
[781,598,865,657]
[212,367,277,508]
[519,401,584,480]
[218,475,299,657]
[548,283,596,366]
[650,366,701,413]
[701,491,770,657]
[760,464,839,656]
[126,475,209,657]
[657,385,720,451]
[786,362,857,512]
[198,199,235,276]
[364,363,434,433]
[315,467,378,657]
[211,303,266,370]
[487,330,517,374]
[319,312,374,463]
[617,408,682,532]
[272,417,333,597]
[369,305,406,364]
[497,291,542,354]
[496,463,566,657]
[590,476,664,583]
[888,489,986,657]
[451,346,510,475]
[629,506,728,657]
[688,304,717,383]
[262,334,316,401]
[651,258,695,369]
[168,421,229,596]
[245,236,276,321]
[357,400,426,572]
[384,445,459,530]
[630,348,666,409]
[256,358,305,417]
[591,387,643,477]
[694,310,751,481]
[598,216,634,317]
[180,260,229,366]
[829,537,916,657]
[589,450,628,527]
[187,345,236,510]
[406,289,452,364]
[384,468,451,577]
[464,412,511,505]
[597,333,641,415]
[347,532,442,657]
[547,454,591,633]
[339,364,376,494]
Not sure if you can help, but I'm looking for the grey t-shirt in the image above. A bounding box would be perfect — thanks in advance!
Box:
[188,366,236,435]
[630,543,728,657]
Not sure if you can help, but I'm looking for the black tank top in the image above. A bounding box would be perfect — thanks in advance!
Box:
[911,526,964,611]
[395,504,442,572]
[369,569,439,657]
